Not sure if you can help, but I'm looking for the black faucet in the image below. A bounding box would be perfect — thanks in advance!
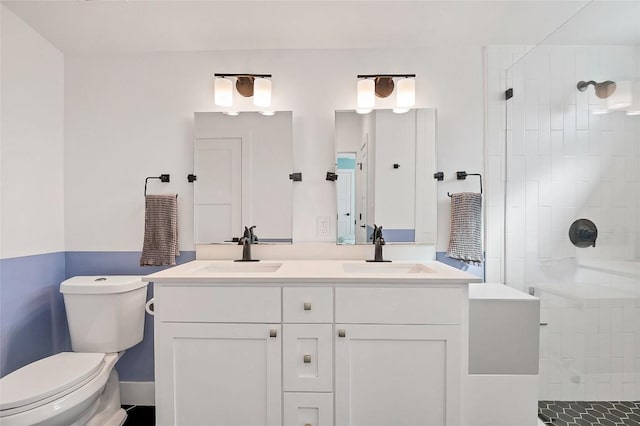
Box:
[367,224,390,262]
[236,226,259,262]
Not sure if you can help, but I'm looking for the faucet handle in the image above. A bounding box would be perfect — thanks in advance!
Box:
[249,226,258,243]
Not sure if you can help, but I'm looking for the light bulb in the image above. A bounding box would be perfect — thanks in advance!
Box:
[357,79,375,109]
[396,77,416,108]
[253,78,272,107]
[214,77,233,107]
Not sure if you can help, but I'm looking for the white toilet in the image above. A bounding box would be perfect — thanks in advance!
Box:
[0,276,148,426]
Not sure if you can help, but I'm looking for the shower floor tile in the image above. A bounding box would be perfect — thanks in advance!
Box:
[539,401,640,426]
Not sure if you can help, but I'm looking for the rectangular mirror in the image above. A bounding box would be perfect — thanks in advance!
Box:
[335,109,437,245]
[193,111,293,244]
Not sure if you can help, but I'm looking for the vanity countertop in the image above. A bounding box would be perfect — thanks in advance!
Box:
[143,259,482,285]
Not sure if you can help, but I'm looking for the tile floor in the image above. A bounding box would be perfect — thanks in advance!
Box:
[539,401,640,426]
[122,405,155,426]
[124,402,640,425]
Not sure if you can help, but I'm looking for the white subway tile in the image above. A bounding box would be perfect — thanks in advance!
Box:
[538,105,551,133]
[511,129,525,156]
[623,383,635,400]
[597,382,611,399]
[525,79,538,130]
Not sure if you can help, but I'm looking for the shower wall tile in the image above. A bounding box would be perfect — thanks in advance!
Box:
[487,44,640,401]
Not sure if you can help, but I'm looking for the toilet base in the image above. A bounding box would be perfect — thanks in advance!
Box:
[85,367,127,426]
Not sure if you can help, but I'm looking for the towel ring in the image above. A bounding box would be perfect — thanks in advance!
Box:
[447,171,482,197]
[144,174,170,196]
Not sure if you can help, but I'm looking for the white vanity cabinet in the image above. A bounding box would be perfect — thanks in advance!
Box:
[154,286,283,426]
[334,287,463,426]
[149,261,475,426]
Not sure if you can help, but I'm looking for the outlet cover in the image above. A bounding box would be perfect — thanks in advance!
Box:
[317,216,330,239]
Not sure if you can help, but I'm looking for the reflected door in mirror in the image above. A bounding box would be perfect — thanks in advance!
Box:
[336,153,356,244]
[194,138,242,243]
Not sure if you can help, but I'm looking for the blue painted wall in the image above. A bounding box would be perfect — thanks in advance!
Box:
[0,251,195,381]
[0,252,68,377]
[65,251,196,381]
[436,251,484,280]
[366,225,416,243]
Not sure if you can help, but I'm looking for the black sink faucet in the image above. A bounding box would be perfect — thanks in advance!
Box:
[370,224,387,262]
[237,226,259,262]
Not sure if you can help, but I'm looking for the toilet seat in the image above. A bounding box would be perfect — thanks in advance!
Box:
[0,352,105,416]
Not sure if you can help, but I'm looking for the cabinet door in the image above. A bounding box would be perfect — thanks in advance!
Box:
[155,323,282,426]
[335,324,461,426]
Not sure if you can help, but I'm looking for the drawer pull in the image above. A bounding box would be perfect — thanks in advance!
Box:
[305,424,312,426]
[269,329,278,338]
[338,329,346,338]
[303,354,311,363]
[303,302,312,311]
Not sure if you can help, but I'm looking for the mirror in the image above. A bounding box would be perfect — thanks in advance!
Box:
[334,109,437,244]
[193,111,293,244]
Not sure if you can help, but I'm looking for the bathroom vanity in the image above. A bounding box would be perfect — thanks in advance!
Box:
[144,260,481,426]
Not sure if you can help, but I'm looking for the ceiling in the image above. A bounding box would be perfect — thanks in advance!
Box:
[2,1,638,54]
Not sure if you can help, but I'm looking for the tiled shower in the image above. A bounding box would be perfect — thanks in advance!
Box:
[488,2,640,404]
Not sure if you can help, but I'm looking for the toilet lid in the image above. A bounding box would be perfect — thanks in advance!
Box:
[0,352,105,411]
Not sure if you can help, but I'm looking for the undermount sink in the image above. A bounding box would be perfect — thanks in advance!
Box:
[200,262,283,273]
[342,263,434,274]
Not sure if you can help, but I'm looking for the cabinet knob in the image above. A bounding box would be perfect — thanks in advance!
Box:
[303,354,311,363]
[269,329,278,338]
[338,329,346,338]
[303,302,312,311]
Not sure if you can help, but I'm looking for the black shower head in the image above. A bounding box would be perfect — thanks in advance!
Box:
[577,80,616,99]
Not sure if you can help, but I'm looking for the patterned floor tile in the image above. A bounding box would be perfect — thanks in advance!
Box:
[539,401,640,426]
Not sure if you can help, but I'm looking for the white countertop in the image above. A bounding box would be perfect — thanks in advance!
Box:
[469,283,539,300]
[143,260,482,284]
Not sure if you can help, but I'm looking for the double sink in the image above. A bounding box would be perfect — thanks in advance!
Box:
[199,261,434,274]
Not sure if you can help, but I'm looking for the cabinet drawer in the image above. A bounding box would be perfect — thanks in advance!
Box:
[283,287,333,323]
[335,287,462,324]
[284,392,333,426]
[283,324,333,392]
[156,286,281,323]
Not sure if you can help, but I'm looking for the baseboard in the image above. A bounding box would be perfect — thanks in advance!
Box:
[120,381,155,406]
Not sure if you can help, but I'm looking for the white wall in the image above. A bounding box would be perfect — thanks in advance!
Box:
[63,47,484,251]
[335,111,361,154]
[1,5,65,259]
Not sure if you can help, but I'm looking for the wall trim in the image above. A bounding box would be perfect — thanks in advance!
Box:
[120,381,155,406]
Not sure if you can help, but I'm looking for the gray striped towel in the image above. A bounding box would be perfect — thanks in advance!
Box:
[140,195,180,266]
[447,192,483,264]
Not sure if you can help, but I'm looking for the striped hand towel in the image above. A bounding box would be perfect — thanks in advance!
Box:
[140,195,180,266]
[446,192,483,264]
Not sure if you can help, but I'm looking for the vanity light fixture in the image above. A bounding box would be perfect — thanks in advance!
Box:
[214,73,273,108]
[356,74,416,113]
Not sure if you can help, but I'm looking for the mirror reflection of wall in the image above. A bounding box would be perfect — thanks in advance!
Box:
[335,109,437,245]
[193,111,293,244]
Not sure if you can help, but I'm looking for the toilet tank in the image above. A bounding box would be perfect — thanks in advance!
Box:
[60,276,148,353]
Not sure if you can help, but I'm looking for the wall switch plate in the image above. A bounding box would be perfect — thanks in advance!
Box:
[317,216,330,239]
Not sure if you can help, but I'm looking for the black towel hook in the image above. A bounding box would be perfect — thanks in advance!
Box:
[144,174,170,196]
[447,171,482,197]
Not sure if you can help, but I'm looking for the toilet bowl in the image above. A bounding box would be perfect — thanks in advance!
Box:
[0,276,148,426]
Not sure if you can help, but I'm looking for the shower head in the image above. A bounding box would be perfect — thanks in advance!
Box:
[577,80,616,99]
